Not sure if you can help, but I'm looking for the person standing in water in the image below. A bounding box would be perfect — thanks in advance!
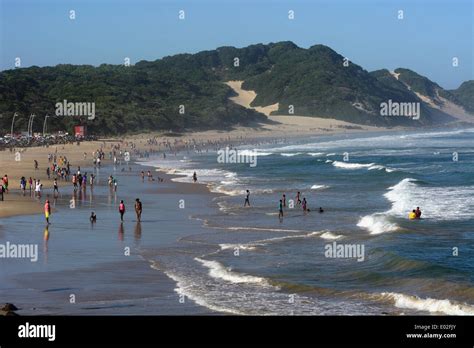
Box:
[193,171,197,183]
[302,198,308,214]
[20,177,26,196]
[119,200,126,221]
[44,199,51,224]
[415,207,422,219]
[90,212,97,223]
[296,192,302,205]
[244,190,250,207]
[282,194,286,208]
[278,199,284,221]
[135,198,142,222]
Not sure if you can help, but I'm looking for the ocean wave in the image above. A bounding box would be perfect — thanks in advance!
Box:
[332,161,374,169]
[332,161,394,172]
[385,178,474,221]
[212,186,245,196]
[307,152,324,156]
[380,292,474,315]
[157,261,374,315]
[159,266,245,315]
[358,178,474,234]
[357,214,400,235]
[237,149,273,157]
[320,231,344,240]
[195,258,270,286]
[219,231,322,251]
[281,152,302,157]
[223,226,316,233]
[311,184,330,190]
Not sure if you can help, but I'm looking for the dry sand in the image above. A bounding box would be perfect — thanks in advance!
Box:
[0,141,107,218]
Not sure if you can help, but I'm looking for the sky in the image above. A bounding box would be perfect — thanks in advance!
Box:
[0,0,472,89]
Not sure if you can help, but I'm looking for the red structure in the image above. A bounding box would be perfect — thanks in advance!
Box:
[74,125,87,138]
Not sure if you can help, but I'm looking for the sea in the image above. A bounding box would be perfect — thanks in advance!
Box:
[141,127,474,315]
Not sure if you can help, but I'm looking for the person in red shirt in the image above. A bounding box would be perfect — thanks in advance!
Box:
[119,200,126,222]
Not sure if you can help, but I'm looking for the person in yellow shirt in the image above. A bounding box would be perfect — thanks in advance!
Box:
[409,209,417,220]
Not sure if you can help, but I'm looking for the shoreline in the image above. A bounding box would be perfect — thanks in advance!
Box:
[0,122,401,220]
[0,122,469,220]
[0,159,221,315]
[1,127,473,315]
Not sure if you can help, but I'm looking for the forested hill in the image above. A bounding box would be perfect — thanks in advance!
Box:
[0,41,471,135]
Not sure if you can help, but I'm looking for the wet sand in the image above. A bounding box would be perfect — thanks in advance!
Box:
[0,160,218,315]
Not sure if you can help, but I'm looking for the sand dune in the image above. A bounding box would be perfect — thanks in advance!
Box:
[225,80,382,134]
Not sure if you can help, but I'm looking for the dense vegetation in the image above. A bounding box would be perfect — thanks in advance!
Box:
[450,81,474,113]
[0,41,470,135]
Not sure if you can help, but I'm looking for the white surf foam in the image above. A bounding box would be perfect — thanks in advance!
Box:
[332,161,394,172]
[307,152,325,156]
[358,177,474,234]
[385,178,474,221]
[195,258,270,285]
[332,161,374,169]
[381,292,474,315]
[219,231,322,251]
[357,214,400,235]
[320,231,344,240]
[159,266,245,315]
[311,184,330,190]
[238,149,273,157]
[281,152,302,157]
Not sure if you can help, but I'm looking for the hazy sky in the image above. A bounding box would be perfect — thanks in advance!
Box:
[1,0,472,89]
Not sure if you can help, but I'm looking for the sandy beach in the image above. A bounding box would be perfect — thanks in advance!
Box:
[1,94,396,220]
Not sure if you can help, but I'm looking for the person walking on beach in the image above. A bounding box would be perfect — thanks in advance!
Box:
[72,174,78,191]
[0,182,4,201]
[44,199,51,224]
[193,171,197,183]
[34,160,38,170]
[244,190,250,207]
[135,198,142,222]
[53,178,59,195]
[2,175,9,193]
[35,180,42,197]
[119,200,126,221]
